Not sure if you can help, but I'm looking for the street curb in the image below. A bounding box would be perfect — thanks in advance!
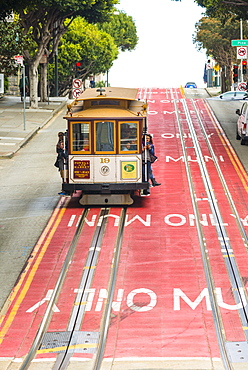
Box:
[0,99,68,159]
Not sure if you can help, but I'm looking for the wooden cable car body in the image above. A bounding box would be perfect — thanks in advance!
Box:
[62,87,150,205]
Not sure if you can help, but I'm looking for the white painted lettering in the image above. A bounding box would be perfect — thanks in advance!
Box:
[164,214,186,226]
[85,215,97,227]
[95,288,108,311]
[126,288,157,312]
[74,288,96,311]
[26,289,60,313]
[161,133,174,139]
[174,288,211,311]
[165,156,184,163]
[98,214,120,227]
[209,214,228,226]
[125,214,151,227]
[189,214,208,227]
[215,287,247,310]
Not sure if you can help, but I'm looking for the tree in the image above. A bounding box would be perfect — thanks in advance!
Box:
[17,0,118,108]
[0,0,32,20]
[195,0,248,20]
[51,17,119,96]
[99,11,138,52]
[0,21,28,76]
[193,16,248,91]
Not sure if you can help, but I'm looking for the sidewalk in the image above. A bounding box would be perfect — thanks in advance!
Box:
[0,95,68,158]
[205,86,221,96]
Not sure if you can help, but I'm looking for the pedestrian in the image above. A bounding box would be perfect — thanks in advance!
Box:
[142,134,161,188]
[19,75,29,101]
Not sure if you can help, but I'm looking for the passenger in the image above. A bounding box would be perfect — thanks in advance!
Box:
[130,140,137,150]
[57,131,68,154]
[57,131,64,142]
[19,75,29,102]
[56,140,69,196]
[142,134,161,187]
[123,142,131,151]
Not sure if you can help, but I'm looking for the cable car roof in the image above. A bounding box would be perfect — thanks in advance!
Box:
[65,87,147,119]
[75,87,138,101]
[68,107,143,118]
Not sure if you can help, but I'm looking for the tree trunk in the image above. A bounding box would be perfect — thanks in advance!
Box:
[40,63,48,102]
[226,63,232,92]
[29,62,39,109]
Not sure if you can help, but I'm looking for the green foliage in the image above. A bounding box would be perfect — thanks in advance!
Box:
[50,17,119,95]
[193,16,248,66]
[99,11,138,52]
[0,0,31,20]
[193,15,248,90]
[96,81,106,87]
[0,21,29,76]
[195,0,248,20]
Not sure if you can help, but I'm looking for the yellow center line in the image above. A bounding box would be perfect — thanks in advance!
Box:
[0,200,68,344]
[180,86,185,98]
[37,342,97,354]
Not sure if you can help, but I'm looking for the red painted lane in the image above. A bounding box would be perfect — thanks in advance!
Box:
[0,198,100,357]
[0,88,247,365]
[35,207,124,360]
[105,89,221,360]
[176,98,248,342]
[104,89,248,361]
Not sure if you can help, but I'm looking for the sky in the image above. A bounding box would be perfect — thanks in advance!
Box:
[108,0,207,88]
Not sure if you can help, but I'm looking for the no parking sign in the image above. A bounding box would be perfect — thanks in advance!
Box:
[72,78,83,98]
[72,88,82,98]
[237,47,247,59]
[238,82,247,91]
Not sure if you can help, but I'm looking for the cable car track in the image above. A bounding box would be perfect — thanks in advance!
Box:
[20,206,127,370]
[174,98,248,370]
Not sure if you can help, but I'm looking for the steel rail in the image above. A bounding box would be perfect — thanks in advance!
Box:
[187,99,248,329]
[92,206,127,370]
[193,98,248,249]
[53,207,110,369]
[174,99,233,370]
[20,207,89,370]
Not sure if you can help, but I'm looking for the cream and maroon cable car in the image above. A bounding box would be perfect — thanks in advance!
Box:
[62,87,149,205]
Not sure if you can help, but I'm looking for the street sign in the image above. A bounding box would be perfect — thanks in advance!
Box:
[232,40,248,46]
[72,88,82,98]
[237,47,247,59]
[72,79,83,99]
[14,55,23,66]
[73,79,82,88]
[238,82,247,91]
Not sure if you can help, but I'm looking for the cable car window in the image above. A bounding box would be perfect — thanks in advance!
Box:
[119,122,138,153]
[95,121,115,152]
[91,100,120,106]
[71,122,90,153]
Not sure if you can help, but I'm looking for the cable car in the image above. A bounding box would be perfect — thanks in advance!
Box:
[61,87,150,205]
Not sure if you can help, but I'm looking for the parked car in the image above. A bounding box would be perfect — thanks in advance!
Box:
[235,102,248,145]
[216,91,248,100]
[185,82,197,88]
